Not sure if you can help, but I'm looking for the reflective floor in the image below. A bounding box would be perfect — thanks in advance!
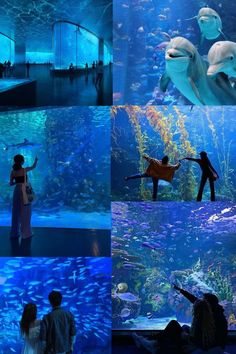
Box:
[0,227,110,257]
[4,64,112,106]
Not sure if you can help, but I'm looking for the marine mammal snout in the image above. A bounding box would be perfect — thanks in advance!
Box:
[165,49,190,60]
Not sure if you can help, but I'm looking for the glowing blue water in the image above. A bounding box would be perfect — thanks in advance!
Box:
[53,22,99,69]
[112,106,236,201]
[0,257,111,353]
[0,106,110,229]
[0,33,14,64]
[113,0,236,104]
[112,202,236,330]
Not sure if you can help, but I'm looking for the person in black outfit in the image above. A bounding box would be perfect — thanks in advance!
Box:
[40,290,76,354]
[182,151,219,201]
[173,284,228,350]
[0,62,4,78]
[26,61,30,78]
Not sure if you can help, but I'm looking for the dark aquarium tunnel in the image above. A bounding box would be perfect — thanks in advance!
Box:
[112,201,236,331]
[113,0,236,105]
[0,106,110,229]
[0,257,111,354]
[0,0,113,106]
[112,105,236,202]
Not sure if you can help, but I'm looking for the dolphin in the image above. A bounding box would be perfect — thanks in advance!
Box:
[197,7,225,42]
[160,36,236,105]
[207,41,236,77]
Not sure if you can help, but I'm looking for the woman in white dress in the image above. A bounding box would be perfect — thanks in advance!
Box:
[20,303,41,354]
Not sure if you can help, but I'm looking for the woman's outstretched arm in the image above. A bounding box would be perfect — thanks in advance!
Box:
[182,157,199,162]
[25,157,38,172]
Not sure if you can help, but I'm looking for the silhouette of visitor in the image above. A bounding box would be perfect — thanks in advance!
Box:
[69,62,74,73]
[125,154,180,201]
[7,60,11,77]
[20,303,41,353]
[10,154,38,239]
[95,60,104,88]
[173,284,228,350]
[26,61,30,78]
[40,291,76,353]
[133,296,226,353]
[182,151,219,201]
[0,62,4,78]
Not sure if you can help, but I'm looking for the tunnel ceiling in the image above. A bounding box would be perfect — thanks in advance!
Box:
[0,0,112,51]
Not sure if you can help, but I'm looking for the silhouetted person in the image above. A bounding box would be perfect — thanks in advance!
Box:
[26,61,30,78]
[92,61,95,70]
[7,60,11,77]
[182,151,219,201]
[125,154,180,201]
[95,60,104,88]
[10,154,38,239]
[20,303,41,353]
[0,62,4,78]
[40,290,76,353]
[69,62,74,73]
[85,62,88,74]
[133,299,223,353]
[173,284,228,350]
[3,61,8,77]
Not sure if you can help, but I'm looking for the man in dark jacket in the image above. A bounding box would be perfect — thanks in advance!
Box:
[40,290,76,354]
[173,284,228,349]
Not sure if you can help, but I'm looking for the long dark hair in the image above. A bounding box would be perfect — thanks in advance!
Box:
[191,299,216,349]
[13,154,24,171]
[20,303,37,336]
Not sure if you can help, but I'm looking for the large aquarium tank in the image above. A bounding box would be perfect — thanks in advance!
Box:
[112,202,236,330]
[0,106,110,229]
[113,0,236,105]
[53,21,99,69]
[112,106,236,201]
[0,32,15,64]
[0,257,111,354]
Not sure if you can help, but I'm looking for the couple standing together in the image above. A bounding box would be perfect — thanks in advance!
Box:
[21,290,76,354]
[125,151,219,201]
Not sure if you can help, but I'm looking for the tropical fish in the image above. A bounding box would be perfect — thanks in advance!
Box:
[207,41,236,78]
[120,307,131,318]
[114,291,139,302]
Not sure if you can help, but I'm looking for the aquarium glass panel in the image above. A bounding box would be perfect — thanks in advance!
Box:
[77,28,99,68]
[0,33,15,64]
[0,257,111,353]
[112,106,236,201]
[53,22,99,69]
[0,106,110,229]
[113,0,236,105]
[54,22,77,69]
[104,43,111,65]
[26,51,53,64]
[112,202,236,330]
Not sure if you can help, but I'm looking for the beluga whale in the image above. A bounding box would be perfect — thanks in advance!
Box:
[160,36,236,105]
[207,41,236,78]
[197,7,225,42]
